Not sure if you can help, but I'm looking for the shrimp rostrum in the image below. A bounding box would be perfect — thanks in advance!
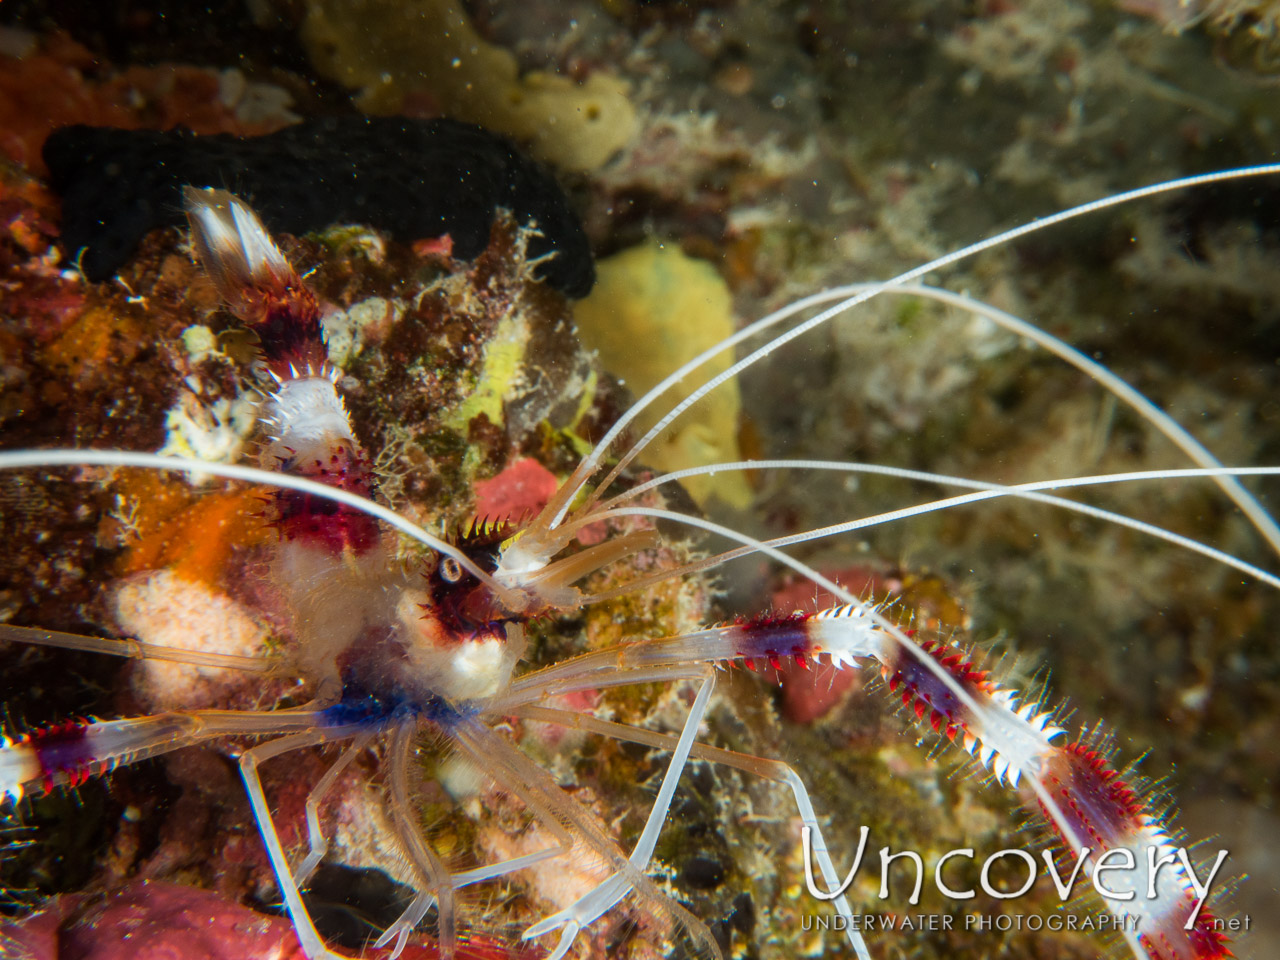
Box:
[4,167,1280,960]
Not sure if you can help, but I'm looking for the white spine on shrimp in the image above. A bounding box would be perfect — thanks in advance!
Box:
[1099,819,1194,922]
[260,375,356,469]
[965,688,1066,786]
[805,605,1063,785]
[0,733,38,802]
[808,603,890,668]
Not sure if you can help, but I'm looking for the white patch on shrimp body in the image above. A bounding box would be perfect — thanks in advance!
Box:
[396,590,513,701]
[444,638,511,700]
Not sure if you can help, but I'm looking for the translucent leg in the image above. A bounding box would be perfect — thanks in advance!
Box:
[367,841,579,947]
[369,777,579,956]
[495,656,719,713]
[446,754,577,889]
[489,610,883,715]
[245,721,568,960]
[514,704,874,960]
[0,623,277,672]
[521,673,717,959]
[294,729,375,888]
[240,731,353,960]
[374,721,455,960]
[451,718,719,960]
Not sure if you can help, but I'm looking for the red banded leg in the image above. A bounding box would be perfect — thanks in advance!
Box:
[2,708,327,805]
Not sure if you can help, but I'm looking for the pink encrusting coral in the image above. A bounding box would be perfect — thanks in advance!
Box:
[1,880,308,960]
[0,879,532,960]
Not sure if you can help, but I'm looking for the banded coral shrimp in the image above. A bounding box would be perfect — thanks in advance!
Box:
[1,141,1280,960]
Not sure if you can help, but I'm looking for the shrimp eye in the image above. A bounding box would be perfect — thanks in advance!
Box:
[441,557,464,582]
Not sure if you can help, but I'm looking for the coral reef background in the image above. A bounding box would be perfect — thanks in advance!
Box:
[2,0,1280,958]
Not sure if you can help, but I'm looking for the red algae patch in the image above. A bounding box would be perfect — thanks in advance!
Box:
[472,456,559,524]
[1,881,304,960]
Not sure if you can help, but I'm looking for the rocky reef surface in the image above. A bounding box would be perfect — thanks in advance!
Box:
[1,2,1279,958]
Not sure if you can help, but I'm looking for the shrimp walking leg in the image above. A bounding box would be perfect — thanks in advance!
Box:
[514,704,874,960]
[239,731,355,960]
[376,721,456,960]
[520,673,718,959]
[294,729,376,888]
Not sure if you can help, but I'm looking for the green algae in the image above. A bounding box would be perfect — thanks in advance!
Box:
[442,313,529,434]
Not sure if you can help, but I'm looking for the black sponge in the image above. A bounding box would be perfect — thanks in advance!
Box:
[43,116,595,297]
